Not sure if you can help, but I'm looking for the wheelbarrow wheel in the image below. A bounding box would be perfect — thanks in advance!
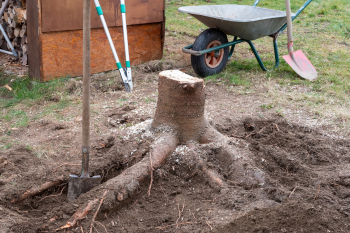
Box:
[191,28,229,77]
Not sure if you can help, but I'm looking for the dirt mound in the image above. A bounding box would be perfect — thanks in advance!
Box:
[215,200,349,233]
[2,117,350,232]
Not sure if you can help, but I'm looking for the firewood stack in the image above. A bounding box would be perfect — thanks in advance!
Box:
[0,0,27,65]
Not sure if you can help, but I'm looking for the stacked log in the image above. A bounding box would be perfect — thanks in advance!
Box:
[0,0,27,65]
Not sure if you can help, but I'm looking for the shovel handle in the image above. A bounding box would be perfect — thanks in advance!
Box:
[82,0,91,177]
[285,0,293,45]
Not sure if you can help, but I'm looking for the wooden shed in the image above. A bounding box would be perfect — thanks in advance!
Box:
[27,0,165,81]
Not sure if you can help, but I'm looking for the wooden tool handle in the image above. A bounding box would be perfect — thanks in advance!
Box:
[82,0,91,177]
[285,0,293,43]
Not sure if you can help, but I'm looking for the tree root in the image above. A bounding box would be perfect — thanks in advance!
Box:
[199,124,224,144]
[11,175,65,203]
[202,166,226,187]
[56,133,179,230]
[89,190,108,233]
[51,71,252,230]
[56,198,100,231]
[55,131,229,230]
[99,133,179,205]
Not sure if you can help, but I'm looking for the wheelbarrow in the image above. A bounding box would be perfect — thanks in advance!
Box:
[179,0,314,77]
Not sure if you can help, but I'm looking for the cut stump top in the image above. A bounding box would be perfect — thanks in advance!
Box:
[159,70,203,84]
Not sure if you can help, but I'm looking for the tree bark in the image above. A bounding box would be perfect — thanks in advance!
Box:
[152,70,208,143]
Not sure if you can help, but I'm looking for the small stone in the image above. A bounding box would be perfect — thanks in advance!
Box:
[117,193,124,201]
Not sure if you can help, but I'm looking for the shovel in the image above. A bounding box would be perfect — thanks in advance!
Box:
[283,0,317,81]
[67,0,101,202]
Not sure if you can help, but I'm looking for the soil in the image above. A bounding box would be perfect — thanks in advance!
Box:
[1,34,350,233]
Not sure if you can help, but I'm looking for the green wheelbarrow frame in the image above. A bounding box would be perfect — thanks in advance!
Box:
[182,0,314,72]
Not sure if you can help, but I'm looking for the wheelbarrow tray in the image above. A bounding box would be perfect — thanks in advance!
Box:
[178,5,296,40]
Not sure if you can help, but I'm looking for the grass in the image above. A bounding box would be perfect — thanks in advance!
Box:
[0,74,70,108]
[0,74,74,135]
[165,0,350,127]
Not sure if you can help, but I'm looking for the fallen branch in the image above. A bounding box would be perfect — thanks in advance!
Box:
[13,207,28,213]
[289,186,297,198]
[258,127,265,134]
[273,123,280,131]
[39,186,66,202]
[129,199,138,209]
[3,84,13,92]
[90,190,108,233]
[206,220,213,231]
[11,176,65,203]
[314,184,321,199]
[245,133,255,138]
[56,198,100,231]
[155,222,199,230]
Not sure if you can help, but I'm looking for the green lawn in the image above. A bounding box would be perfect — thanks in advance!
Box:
[166,0,350,128]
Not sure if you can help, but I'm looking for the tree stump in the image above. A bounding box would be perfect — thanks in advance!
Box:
[153,70,206,142]
[47,71,264,231]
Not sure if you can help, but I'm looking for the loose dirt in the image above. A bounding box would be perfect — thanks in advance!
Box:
[1,35,350,233]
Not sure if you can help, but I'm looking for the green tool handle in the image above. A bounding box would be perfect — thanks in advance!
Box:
[82,0,91,178]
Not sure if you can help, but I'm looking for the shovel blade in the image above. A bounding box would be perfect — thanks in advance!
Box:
[283,50,317,81]
[67,175,101,201]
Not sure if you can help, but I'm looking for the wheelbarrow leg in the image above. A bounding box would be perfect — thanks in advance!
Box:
[272,38,280,69]
[228,36,238,60]
[246,39,279,71]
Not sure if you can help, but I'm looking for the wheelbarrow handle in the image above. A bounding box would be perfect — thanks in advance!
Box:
[182,45,202,56]
[252,0,260,7]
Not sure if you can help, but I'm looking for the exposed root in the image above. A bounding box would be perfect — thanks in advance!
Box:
[148,150,155,196]
[99,133,179,205]
[196,153,226,188]
[62,133,179,221]
[202,167,225,187]
[95,221,108,233]
[56,198,100,231]
[47,71,239,228]
[199,124,224,144]
[90,190,108,233]
[38,186,66,202]
[176,203,185,225]
[11,176,65,203]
